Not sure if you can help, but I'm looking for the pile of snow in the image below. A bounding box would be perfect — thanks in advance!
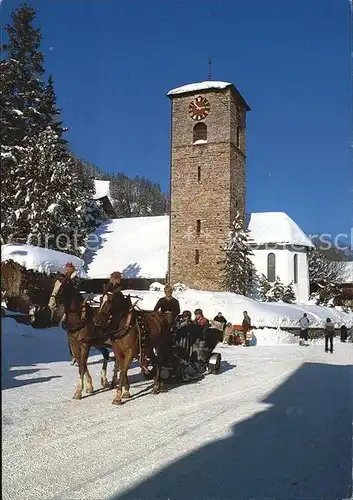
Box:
[1,243,87,277]
[149,281,165,292]
[250,328,297,346]
[167,81,232,96]
[247,212,314,248]
[120,288,353,329]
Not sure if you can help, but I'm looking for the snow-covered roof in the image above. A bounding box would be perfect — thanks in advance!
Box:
[247,212,314,248]
[167,81,232,96]
[84,211,313,279]
[339,261,353,284]
[92,180,112,201]
[84,216,169,279]
[1,243,87,277]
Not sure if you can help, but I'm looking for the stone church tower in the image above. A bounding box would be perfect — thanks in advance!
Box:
[167,81,250,291]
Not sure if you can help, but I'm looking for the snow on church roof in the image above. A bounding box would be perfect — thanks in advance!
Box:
[92,180,111,201]
[85,216,169,279]
[167,81,232,96]
[84,212,313,279]
[247,212,314,248]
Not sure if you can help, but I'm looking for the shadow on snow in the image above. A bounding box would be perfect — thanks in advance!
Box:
[111,362,353,500]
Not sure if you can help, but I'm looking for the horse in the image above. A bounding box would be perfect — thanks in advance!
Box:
[48,276,118,400]
[93,289,173,405]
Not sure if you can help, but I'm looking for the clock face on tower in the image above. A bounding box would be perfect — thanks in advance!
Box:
[189,96,210,120]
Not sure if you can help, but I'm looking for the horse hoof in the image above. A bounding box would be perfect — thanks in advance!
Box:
[102,380,110,389]
[112,398,123,405]
[152,387,160,395]
[121,391,131,399]
[86,388,94,395]
[73,393,82,400]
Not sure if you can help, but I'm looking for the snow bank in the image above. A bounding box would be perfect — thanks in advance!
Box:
[251,328,296,346]
[167,81,232,96]
[1,243,87,277]
[120,288,353,328]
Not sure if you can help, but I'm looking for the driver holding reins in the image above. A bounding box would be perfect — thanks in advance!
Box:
[154,284,180,324]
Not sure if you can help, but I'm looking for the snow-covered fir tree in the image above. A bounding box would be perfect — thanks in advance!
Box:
[39,75,67,146]
[0,5,46,147]
[282,281,296,304]
[2,127,104,255]
[221,212,256,296]
[259,274,272,302]
[308,248,345,305]
[266,276,285,302]
[1,4,104,253]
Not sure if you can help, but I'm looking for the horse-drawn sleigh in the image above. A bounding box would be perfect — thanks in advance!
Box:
[48,274,222,404]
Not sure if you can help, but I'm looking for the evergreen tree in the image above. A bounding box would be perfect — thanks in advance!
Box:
[0,4,46,146]
[308,247,345,305]
[266,276,285,302]
[259,274,272,302]
[221,212,256,296]
[39,75,67,145]
[282,281,296,304]
[1,127,103,255]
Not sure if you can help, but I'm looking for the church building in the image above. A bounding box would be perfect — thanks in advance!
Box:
[86,80,313,303]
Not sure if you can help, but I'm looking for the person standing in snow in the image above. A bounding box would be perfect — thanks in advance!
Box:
[298,313,310,346]
[324,318,335,353]
[340,325,348,343]
[213,312,227,341]
[154,284,180,323]
[242,311,252,346]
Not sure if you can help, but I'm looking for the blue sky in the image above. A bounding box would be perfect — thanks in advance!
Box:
[1,0,351,242]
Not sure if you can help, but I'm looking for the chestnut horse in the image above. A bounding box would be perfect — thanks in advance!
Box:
[48,276,117,400]
[94,289,173,405]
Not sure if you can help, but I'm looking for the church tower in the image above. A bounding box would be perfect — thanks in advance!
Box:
[167,81,250,291]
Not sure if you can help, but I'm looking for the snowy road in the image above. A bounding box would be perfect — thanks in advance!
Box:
[2,319,353,500]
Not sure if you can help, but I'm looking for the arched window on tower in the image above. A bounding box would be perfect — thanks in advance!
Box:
[193,123,207,144]
[267,253,276,283]
[293,254,298,284]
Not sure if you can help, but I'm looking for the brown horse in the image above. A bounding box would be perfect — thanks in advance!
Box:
[94,289,173,405]
[48,276,118,400]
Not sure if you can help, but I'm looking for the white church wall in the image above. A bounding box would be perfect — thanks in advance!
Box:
[250,247,310,303]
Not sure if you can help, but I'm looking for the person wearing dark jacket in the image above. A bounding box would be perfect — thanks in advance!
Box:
[213,312,227,328]
[213,312,227,342]
[154,284,180,322]
[242,311,252,346]
[102,271,126,331]
[340,325,348,343]
[324,318,335,353]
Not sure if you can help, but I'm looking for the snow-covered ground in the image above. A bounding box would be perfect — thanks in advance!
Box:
[89,287,353,329]
[2,317,353,500]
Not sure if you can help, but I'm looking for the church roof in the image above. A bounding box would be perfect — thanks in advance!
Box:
[167,81,232,96]
[84,212,313,279]
[247,212,314,248]
[167,80,251,110]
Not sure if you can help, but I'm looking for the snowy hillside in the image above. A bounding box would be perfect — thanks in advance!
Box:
[88,287,353,329]
[2,316,352,500]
